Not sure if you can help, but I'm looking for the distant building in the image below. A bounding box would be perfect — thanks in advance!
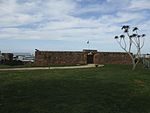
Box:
[144,54,150,59]
[2,53,13,61]
[140,54,150,59]
[0,52,13,64]
[35,49,132,66]
[13,53,34,64]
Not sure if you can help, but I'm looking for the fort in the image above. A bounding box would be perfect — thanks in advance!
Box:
[35,49,132,66]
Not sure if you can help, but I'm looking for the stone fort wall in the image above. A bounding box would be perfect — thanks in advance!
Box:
[35,50,132,66]
[35,51,87,66]
[94,52,132,64]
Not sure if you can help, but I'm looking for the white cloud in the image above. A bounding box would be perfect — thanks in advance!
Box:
[130,0,150,10]
[0,0,149,53]
[0,0,77,27]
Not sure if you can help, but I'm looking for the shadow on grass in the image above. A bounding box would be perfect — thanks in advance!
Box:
[1,77,150,113]
[0,65,150,113]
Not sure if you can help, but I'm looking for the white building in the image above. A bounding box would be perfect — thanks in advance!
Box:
[13,53,34,63]
[141,54,150,59]
[145,54,150,59]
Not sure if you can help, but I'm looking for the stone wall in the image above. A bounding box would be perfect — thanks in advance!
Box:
[35,50,132,66]
[35,51,86,66]
[94,52,132,64]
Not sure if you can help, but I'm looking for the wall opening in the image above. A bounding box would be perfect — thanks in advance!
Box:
[87,55,94,64]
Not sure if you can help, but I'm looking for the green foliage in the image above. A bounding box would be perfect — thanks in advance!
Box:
[0,65,150,113]
[5,60,24,66]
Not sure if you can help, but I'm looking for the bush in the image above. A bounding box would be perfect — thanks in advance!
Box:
[5,60,23,66]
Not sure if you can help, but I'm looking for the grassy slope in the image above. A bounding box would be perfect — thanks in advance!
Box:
[0,65,150,113]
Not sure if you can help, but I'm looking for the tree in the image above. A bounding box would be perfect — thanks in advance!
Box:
[115,25,146,70]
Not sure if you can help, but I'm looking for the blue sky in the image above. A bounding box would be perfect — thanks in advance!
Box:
[0,0,150,53]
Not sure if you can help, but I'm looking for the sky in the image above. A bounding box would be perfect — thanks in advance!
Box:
[0,0,150,54]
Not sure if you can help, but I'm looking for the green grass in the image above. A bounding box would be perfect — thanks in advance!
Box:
[0,64,84,68]
[0,64,34,68]
[0,65,150,113]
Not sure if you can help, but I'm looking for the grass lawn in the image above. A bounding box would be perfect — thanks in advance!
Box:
[0,65,150,113]
[0,64,33,68]
[0,64,85,68]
